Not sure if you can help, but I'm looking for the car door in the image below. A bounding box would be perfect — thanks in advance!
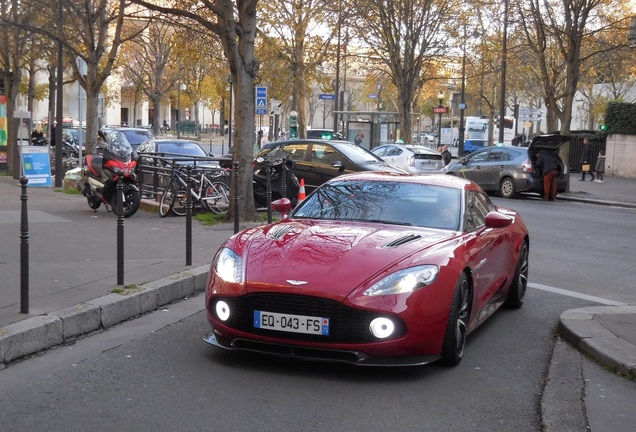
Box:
[276,142,317,191]
[305,143,349,190]
[455,149,491,189]
[462,191,514,315]
[380,145,404,168]
[475,147,513,190]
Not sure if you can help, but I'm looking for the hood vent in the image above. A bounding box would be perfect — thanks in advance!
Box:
[267,224,294,240]
[383,234,422,248]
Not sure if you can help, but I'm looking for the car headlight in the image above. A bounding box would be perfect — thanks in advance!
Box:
[363,265,439,296]
[214,247,243,283]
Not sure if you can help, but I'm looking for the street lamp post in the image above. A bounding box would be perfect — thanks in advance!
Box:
[498,0,509,145]
[227,75,233,149]
[458,24,468,157]
[177,83,186,139]
[437,92,444,148]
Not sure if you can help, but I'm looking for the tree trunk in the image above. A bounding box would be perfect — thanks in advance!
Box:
[5,71,21,178]
[151,94,162,136]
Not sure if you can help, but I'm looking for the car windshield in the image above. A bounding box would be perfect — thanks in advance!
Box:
[122,129,155,146]
[334,143,385,164]
[158,141,207,156]
[291,180,461,230]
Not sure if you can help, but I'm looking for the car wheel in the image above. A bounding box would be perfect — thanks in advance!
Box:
[499,177,516,198]
[440,273,471,366]
[504,240,529,309]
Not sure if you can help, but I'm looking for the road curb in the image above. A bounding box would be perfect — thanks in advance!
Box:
[0,264,209,366]
[558,306,636,376]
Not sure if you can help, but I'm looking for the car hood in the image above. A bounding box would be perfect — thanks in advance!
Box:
[528,134,570,152]
[240,220,455,300]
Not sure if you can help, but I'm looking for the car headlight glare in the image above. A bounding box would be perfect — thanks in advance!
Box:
[215,247,243,283]
[363,265,439,296]
[216,301,231,321]
[369,317,395,338]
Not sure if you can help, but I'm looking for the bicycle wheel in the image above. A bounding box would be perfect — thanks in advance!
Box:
[159,181,177,217]
[171,187,189,216]
[202,181,231,214]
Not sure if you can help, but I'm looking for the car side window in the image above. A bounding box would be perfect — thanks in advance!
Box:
[488,148,509,162]
[374,146,387,157]
[310,144,339,166]
[386,146,402,156]
[469,150,489,164]
[280,143,308,161]
[464,191,492,231]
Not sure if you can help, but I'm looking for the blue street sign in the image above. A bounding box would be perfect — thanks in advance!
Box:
[255,96,267,115]
[256,109,267,115]
[256,86,267,98]
[368,94,378,99]
[319,94,336,100]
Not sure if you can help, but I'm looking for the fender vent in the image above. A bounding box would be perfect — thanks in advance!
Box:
[267,224,293,240]
[383,234,422,248]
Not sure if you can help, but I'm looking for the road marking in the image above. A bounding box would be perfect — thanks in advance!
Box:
[529,282,629,306]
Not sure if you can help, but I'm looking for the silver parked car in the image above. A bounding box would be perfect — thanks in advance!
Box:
[442,134,570,198]
[372,144,444,174]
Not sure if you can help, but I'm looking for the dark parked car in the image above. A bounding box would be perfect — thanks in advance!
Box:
[101,126,155,150]
[254,139,406,193]
[442,135,570,198]
[136,139,218,169]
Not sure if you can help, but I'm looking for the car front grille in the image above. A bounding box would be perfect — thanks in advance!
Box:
[212,293,406,344]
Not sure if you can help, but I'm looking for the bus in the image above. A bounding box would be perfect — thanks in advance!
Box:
[465,116,516,145]
[440,116,516,146]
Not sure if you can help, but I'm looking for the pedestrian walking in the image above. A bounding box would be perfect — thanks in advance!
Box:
[579,138,595,181]
[354,133,362,146]
[594,150,605,183]
[535,149,559,201]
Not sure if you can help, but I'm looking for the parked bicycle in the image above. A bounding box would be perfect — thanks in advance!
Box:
[159,164,230,217]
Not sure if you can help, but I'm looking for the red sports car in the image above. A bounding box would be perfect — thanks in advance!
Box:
[204,173,529,366]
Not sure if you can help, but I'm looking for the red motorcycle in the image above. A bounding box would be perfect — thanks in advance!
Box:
[78,130,141,217]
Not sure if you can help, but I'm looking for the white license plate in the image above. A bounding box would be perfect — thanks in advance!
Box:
[254,310,330,335]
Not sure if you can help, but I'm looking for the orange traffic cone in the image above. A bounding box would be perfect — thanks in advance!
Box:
[298,178,306,201]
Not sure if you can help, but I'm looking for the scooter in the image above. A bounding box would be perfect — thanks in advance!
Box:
[77,133,141,218]
[253,157,300,208]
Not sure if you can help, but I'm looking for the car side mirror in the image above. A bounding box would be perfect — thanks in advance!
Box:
[271,198,293,218]
[484,211,513,229]
[332,161,345,172]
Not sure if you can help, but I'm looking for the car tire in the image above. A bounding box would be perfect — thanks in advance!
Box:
[504,240,529,309]
[499,177,516,199]
[440,273,471,366]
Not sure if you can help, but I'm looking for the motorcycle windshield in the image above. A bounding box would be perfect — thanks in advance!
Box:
[106,132,133,159]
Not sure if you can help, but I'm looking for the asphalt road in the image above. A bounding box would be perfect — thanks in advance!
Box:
[0,195,634,432]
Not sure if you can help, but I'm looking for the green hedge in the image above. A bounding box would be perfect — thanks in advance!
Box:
[604,102,636,136]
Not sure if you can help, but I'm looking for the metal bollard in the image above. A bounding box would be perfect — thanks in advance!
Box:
[233,161,240,234]
[20,177,29,314]
[186,165,193,266]
[281,157,288,199]
[116,176,124,285]
[266,159,273,224]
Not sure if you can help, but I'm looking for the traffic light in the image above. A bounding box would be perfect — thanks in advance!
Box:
[600,123,607,131]
[289,110,298,139]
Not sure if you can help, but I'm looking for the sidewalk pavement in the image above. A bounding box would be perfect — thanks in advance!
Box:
[0,164,634,382]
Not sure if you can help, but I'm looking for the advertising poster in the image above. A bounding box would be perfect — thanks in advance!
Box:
[21,146,52,187]
[0,95,7,168]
